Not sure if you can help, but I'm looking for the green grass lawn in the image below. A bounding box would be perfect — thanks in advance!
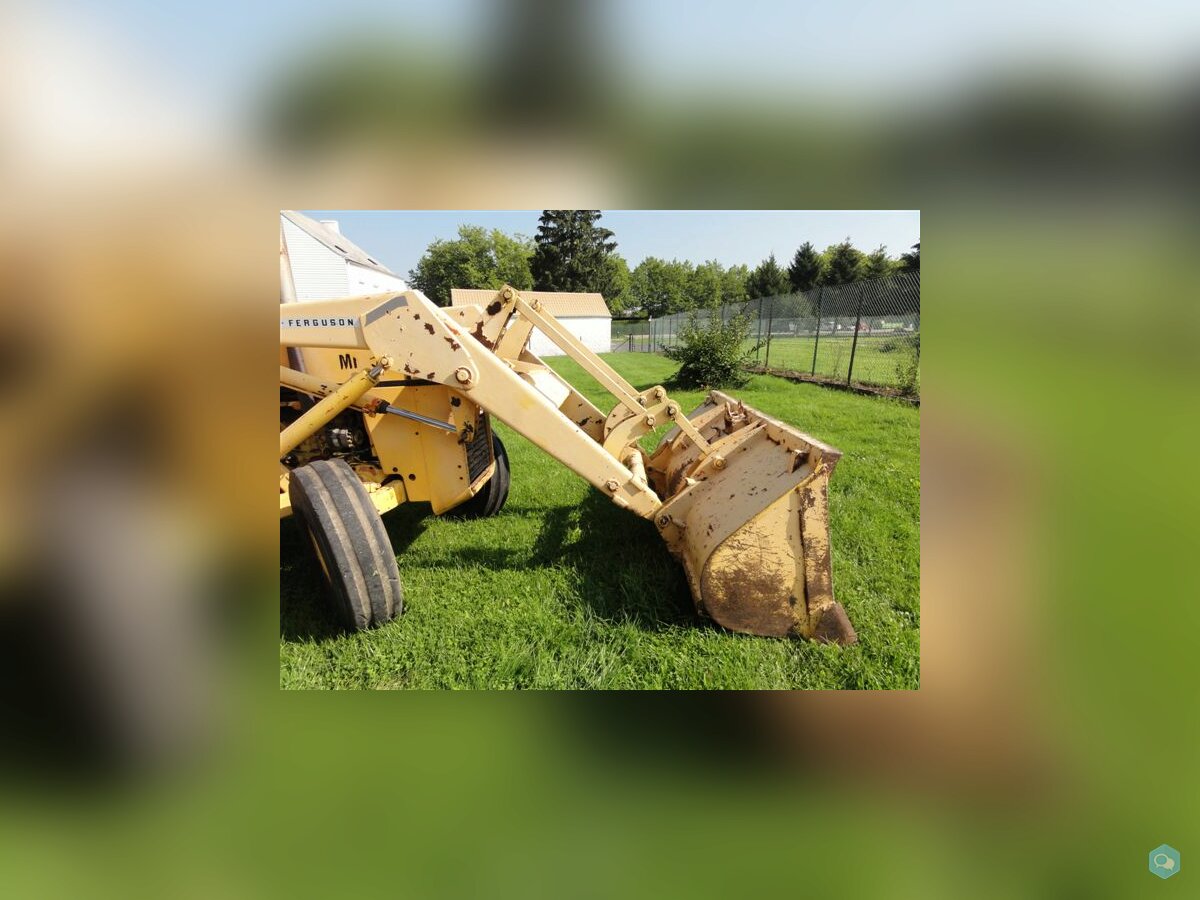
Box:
[279,354,920,689]
[621,330,919,391]
[751,334,920,390]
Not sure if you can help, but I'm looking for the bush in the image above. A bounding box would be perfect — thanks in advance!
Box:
[664,309,758,389]
[896,333,920,395]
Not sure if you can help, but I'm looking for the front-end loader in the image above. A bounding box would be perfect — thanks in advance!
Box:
[280,277,856,644]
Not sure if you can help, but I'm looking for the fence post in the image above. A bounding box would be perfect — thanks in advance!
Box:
[756,297,764,362]
[810,287,822,376]
[846,285,864,386]
[764,297,774,370]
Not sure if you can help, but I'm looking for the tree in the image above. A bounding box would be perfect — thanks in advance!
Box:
[687,260,726,310]
[604,254,633,314]
[529,210,618,293]
[787,241,823,292]
[722,264,750,305]
[862,244,895,280]
[629,257,692,317]
[492,231,535,287]
[820,238,864,286]
[408,225,533,306]
[746,253,790,299]
[900,242,920,273]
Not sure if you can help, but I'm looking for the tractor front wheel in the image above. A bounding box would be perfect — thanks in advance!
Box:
[289,459,404,631]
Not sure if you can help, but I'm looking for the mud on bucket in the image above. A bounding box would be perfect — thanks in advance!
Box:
[646,392,857,644]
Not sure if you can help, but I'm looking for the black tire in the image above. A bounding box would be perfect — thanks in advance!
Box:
[448,434,510,519]
[289,459,403,631]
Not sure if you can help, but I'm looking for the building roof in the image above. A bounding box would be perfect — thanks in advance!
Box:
[281,210,400,277]
[449,288,611,319]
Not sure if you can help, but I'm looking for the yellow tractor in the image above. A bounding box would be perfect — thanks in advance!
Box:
[280,262,855,644]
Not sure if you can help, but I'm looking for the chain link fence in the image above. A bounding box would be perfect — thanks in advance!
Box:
[612,271,920,397]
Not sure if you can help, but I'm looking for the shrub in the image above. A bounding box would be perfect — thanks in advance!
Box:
[896,333,920,395]
[664,309,758,388]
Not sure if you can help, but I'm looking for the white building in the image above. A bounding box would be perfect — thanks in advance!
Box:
[281,210,409,300]
[450,289,612,357]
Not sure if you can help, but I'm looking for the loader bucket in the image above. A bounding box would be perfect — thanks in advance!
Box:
[647,391,856,644]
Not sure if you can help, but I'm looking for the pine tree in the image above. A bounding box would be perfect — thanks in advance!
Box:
[862,244,894,280]
[900,242,920,273]
[530,210,619,294]
[746,253,791,299]
[820,238,865,286]
[787,241,823,292]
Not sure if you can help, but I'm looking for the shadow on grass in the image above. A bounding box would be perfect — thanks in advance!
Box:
[626,374,670,392]
[451,490,695,632]
[281,479,695,639]
[279,501,429,642]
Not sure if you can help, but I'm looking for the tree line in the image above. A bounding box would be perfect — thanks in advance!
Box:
[408,210,919,318]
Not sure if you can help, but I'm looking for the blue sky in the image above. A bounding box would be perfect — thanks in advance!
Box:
[302,210,921,276]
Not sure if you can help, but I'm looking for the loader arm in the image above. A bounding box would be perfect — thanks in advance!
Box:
[280,289,662,517]
[279,286,856,643]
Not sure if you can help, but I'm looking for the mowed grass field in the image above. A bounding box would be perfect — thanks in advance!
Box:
[280,354,920,689]
[745,334,919,390]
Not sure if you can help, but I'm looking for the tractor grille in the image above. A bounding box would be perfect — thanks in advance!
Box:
[465,413,493,483]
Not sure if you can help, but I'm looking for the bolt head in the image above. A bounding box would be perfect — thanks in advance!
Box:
[605,479,620,492]
[502,287,513,299]
[454,367,473,384]
[713,457,727,470]
[645,415,656,426]
[657,515,671,527]
[378,356,393,368]
[667,406,677,417]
